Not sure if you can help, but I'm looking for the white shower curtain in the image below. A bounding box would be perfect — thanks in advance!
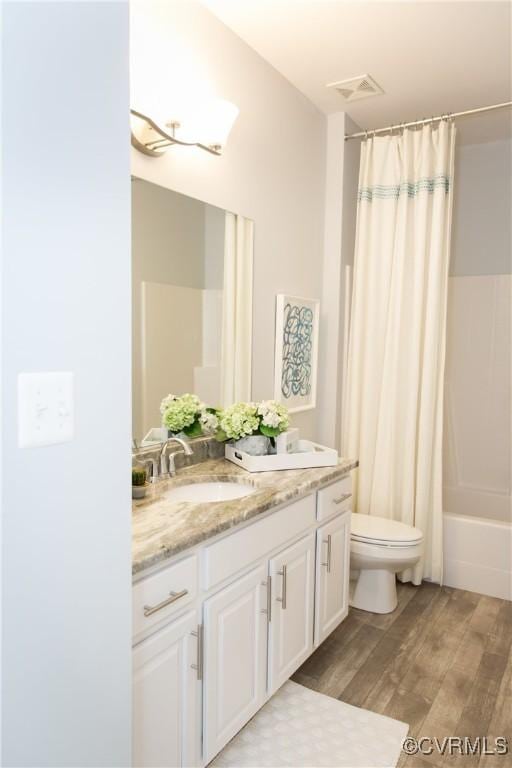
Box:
[342,121,456,584]
[220,212,253,407]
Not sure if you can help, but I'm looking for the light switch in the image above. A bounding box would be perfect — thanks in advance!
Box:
[18,372,74,448]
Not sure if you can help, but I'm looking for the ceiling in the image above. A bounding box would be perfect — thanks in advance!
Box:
[202,0,512,144]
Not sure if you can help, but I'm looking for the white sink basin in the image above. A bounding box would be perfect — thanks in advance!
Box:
[164,481,255,504]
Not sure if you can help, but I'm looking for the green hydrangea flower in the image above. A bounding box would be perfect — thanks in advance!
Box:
[161,393,203,434]
[218,402,260,440]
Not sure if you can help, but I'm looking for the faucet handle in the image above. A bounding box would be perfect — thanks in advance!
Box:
[141,457,159,484]
[168,451,183,477]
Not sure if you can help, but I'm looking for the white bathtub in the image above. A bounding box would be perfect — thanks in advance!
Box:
[443,513,512,600]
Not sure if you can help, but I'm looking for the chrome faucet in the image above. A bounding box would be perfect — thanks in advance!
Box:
[160,437,194,479]
[132,436,194,485]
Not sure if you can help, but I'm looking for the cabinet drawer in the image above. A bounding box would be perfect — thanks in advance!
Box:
[202,494,316,590]
[133,554,197,639]
[316,475,352,521]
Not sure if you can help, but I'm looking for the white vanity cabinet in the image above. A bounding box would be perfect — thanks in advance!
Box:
[203,562,268,764]
[132,474,353,768]
[132,609,200,768]
[314,510,351,646]
[268,534,315,693]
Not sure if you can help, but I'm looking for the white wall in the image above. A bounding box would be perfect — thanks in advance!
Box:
[442,139,511,596]
[337,117,360,449]
[443,139,512,526]
[443,275,511,524]
[451,139,512,276]
[318,114,360,451]
[317,113,345,449]
[1,3,131,766]
[130,0,326,439]
[132,180,206,289]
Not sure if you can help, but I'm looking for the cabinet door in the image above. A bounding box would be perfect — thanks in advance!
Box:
[314,511,351,646]
[268,534,315,693]
[133,610,199,768]
[203,563,268,764]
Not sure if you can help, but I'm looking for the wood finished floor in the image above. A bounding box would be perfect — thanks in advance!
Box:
[292,582,512,768]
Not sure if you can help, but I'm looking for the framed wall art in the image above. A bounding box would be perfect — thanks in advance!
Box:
[273,294,320,413]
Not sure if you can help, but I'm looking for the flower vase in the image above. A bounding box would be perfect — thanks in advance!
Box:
[234,435,270,456]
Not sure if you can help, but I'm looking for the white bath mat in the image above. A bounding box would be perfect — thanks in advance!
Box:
[211,680,408,768]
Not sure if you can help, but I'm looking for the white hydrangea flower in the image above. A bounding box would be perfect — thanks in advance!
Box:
[161,393,203,433]
[160,393,176,415]
[199,410,219,434]
[257,399,289,432]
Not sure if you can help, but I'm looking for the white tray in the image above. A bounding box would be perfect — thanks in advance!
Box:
[225,439,338,473]
[140,427,167,447]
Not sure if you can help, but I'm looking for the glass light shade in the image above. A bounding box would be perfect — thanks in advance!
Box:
[203,99,239,149]
[162,98,239,151]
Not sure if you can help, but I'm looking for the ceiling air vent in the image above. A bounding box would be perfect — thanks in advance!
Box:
[327,74,384,103]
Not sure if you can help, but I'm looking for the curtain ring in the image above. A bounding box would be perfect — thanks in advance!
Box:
[365,129,369,141]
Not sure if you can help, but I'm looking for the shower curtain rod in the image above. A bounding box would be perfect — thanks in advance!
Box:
[344,101,512,140]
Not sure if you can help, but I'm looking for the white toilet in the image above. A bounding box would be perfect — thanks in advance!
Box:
[350,513,423,614]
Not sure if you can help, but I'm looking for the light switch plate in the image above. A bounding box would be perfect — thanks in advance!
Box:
[18,372,74,448]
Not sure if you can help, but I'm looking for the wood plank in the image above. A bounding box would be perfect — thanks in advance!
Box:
[487,599,512,658]
[479,655,512,768]
[386,582,445,640]
[319,623,385,698]
[340,632,404,707]
[293,611,364,681]
[418,664,476,766]
[384,687,432,739]
[365,588,453,713]
[399,590,480,703]
[449,651,509,768]
[451,627,488,674]
[468,595,503,634]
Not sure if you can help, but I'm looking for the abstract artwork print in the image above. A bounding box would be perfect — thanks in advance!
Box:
[274,295,319,413]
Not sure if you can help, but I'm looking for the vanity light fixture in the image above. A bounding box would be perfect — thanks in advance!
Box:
[130,99,239,157]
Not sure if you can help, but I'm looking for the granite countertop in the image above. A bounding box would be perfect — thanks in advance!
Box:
[132,457,358,576]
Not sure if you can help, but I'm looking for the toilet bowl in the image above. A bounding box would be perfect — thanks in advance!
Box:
[350,513,423,614]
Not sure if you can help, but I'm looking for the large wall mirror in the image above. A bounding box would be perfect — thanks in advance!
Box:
[132,178,254,444]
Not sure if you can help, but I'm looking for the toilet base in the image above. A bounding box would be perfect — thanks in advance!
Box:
[350,569,398,614]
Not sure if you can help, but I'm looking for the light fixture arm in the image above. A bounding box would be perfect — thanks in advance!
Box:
[130,108,222,157]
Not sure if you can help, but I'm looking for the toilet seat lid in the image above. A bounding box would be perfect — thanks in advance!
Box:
[351,513,423,546]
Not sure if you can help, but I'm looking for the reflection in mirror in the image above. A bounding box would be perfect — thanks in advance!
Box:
[132,178,253,444]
